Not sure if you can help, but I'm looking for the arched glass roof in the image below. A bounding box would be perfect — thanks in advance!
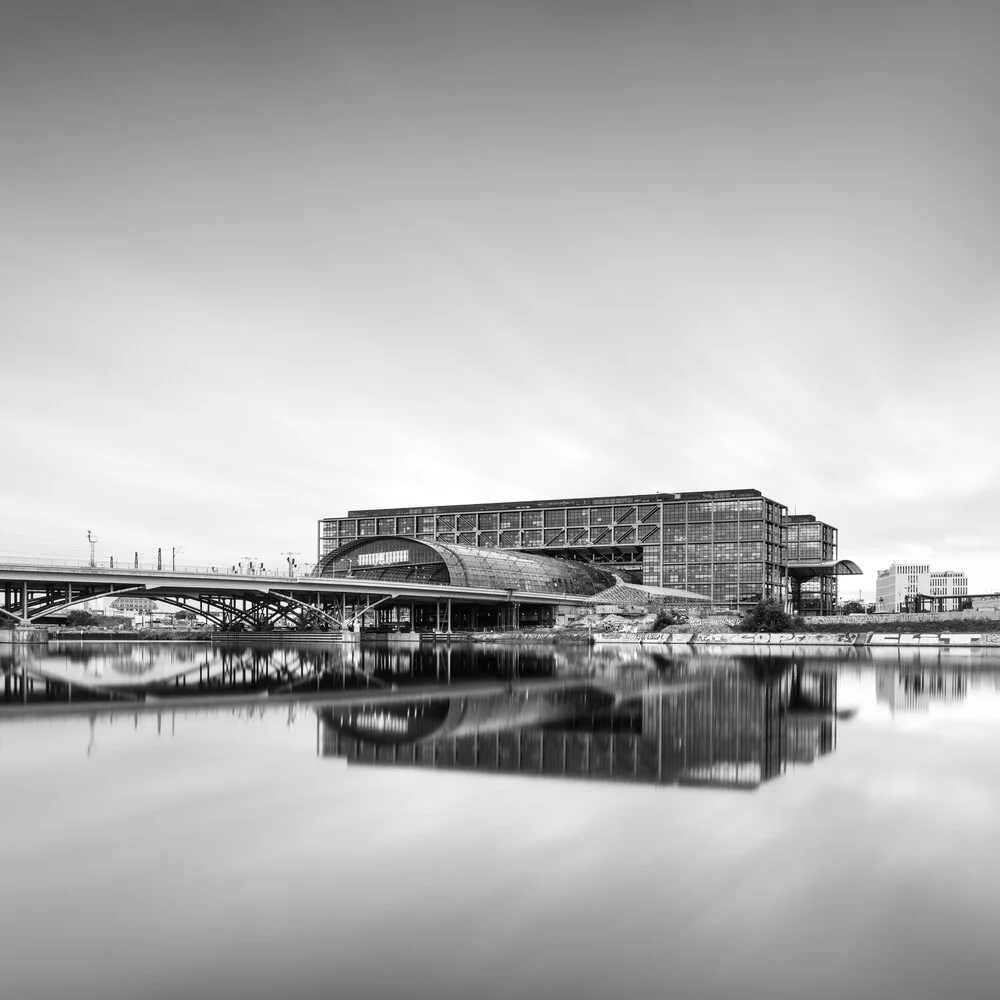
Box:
[317,536,617,596]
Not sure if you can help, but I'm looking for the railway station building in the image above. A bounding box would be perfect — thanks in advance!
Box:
[319,488,861,616]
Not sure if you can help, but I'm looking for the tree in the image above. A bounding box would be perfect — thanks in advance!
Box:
[66,610,99,627]
[739,598,793,633]
[840,601,866,615]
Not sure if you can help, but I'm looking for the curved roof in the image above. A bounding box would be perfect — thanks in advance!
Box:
[318,535,617,596]
[785,559,863,580]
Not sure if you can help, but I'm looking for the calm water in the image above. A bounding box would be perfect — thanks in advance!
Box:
[3,640,1000,1000]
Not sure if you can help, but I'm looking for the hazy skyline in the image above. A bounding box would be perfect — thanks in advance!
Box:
[4,1,1000,598]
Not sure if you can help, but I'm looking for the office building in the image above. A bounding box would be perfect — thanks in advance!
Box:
[875,563,969,613]
[320,488,860,615]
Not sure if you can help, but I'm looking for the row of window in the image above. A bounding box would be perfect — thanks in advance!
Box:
[326,498,798,538]
[333,518,780,544]
[659,577,766,602]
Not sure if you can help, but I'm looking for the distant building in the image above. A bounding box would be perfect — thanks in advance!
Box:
[874,563,969,613]
[108,595,158,613]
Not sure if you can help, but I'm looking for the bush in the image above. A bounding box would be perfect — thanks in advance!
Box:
[66,610,99,627]
[739,598,794,633]
[651,609,678,631]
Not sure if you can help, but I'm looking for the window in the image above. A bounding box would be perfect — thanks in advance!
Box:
[689,502,713,522]
[590,507,612,526]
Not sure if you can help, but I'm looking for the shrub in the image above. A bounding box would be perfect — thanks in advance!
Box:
[739,598,794,633]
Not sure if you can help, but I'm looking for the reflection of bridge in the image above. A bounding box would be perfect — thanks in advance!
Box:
[318,664,840,792]
[0,562,596,632]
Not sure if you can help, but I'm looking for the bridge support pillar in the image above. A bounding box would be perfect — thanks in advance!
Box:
[0,625,47,645]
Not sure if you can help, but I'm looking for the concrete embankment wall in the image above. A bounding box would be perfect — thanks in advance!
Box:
[593,632,1000,648]
[802,610,1000,627]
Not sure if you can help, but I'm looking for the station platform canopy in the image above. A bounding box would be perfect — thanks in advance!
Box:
[784,559,863,580]
[317,535,617,597]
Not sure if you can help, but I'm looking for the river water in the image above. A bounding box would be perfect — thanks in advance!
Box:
[2,640,1000,1000]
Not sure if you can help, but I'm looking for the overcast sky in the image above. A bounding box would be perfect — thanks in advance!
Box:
[3,1,1000,597]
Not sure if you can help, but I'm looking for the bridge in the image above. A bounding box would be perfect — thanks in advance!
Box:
[0,560,598,633]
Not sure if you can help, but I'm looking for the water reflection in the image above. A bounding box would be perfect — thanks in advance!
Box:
[5,642,1000,789]
[317,661,839,791]
[876,669,968,714]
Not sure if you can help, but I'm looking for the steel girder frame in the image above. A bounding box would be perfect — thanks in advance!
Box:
[149,589,368,631]
[4,580,151,624]
[0,576,392,631]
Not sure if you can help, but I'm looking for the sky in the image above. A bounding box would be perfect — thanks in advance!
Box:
[3,1,1000,597]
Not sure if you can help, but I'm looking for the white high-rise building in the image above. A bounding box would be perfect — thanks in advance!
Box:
[875,563,968,613]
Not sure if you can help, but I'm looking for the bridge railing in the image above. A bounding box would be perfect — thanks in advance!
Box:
[0,559,317,581]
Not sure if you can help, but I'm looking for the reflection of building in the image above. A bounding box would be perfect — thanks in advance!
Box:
[317,666,838,792]
[875,563,968,613]
[319,489,861,615]
[876,670,968,714]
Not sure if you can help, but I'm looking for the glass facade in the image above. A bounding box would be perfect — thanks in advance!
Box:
[786,515,839,615]
[319,489,845,613]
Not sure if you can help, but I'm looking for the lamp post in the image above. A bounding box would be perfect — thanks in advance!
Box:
[172,546,182,572]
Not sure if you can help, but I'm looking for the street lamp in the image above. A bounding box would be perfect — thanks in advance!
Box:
[172,546,182,572]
